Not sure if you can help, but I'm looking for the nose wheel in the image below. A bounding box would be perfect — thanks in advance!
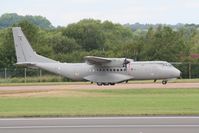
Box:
[162,80,167,85]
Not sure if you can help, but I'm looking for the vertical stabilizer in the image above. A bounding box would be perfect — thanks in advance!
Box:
[12,27,57,63]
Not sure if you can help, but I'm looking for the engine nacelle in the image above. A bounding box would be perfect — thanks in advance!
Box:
[102,58,133,67]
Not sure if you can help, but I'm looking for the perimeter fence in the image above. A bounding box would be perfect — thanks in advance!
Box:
[0,63,198,83]
[0,68,68,83]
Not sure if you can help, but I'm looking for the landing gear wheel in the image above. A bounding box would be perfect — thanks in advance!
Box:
[103,83,109,86]
[110,83,115,85]
[162,80,167,85]
[97,82,103,86]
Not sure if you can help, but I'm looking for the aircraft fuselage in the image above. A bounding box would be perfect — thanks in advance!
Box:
[12,27,181,85]
[35,61,181,84]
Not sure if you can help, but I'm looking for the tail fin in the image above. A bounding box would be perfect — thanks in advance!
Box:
[12,27,57,64]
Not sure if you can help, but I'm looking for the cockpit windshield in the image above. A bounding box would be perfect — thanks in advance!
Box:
[162,63,173,67]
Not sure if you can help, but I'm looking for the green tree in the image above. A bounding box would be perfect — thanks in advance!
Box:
[0,28,16,67]
[141,26,189,62]
[62,19,105,51]
[101,21,134,51]
[0,13,54,29]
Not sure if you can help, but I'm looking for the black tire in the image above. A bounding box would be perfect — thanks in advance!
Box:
[97,82,103,86]
[162,80,167,85]
[110,83,115,85]
[103,83,109,86]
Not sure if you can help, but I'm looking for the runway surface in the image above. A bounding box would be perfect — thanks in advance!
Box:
[0,82,198,97]
[0,117,199,133]
[0,83,199,91]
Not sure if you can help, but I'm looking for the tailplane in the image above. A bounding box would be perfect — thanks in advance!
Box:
[12,27,57,64]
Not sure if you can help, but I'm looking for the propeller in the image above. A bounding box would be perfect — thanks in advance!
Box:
[123,58,130,68]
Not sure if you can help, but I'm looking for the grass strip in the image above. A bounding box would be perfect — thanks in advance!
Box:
[0,88,198,117]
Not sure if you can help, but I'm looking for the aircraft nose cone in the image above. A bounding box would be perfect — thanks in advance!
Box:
[174,69,181,78]
[180,72,182,77]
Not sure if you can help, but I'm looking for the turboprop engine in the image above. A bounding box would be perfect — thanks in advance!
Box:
[102,58,133,67]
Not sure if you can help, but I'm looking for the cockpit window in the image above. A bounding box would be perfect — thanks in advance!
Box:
[162,63,172,67]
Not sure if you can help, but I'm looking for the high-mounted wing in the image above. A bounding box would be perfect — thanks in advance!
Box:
[84,56,111,65]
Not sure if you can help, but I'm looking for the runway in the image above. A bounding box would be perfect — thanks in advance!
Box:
[0,117,199,133]
[0,82,199,91]
[0,82,198,97]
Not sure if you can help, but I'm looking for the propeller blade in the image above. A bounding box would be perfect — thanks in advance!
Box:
[123,58,130,68]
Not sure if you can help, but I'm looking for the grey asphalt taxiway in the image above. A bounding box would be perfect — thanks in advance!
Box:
[0,117,199,133]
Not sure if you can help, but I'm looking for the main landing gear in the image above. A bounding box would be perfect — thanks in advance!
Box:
[97,82,115,86]
[162,80,167,85]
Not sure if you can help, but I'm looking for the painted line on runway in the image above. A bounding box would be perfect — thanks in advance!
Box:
[0,116,199,121]
[0,125,199,129]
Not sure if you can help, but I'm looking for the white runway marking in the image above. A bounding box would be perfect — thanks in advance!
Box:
[0,116,199,121]
[0,125,199,129]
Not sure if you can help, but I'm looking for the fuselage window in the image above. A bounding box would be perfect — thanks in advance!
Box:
[110,69,112,71]
[120,69,123,71]
[113,69,115,71]
[106,69,109,71]
[124,68,127,71]
[117,69,119,71]
[103,69,105,71]
[99,69,102,71]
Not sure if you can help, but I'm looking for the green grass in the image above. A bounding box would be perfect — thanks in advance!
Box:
[0,78,198,86]
[0,81,89,87]
[0,88,199,117]
[128,78,199,83]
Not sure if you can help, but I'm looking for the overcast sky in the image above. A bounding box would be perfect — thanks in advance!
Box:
[0,0,199,26]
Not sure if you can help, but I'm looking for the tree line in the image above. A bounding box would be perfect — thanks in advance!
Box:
[0,17,199,69]
[0,13,53,29]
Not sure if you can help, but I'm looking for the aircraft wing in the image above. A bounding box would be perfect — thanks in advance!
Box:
[84,56,111,65]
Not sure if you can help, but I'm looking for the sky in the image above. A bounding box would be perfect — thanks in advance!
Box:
[0,0,199,26]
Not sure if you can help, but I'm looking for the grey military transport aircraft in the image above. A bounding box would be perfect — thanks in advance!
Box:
[12,27,181,86]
